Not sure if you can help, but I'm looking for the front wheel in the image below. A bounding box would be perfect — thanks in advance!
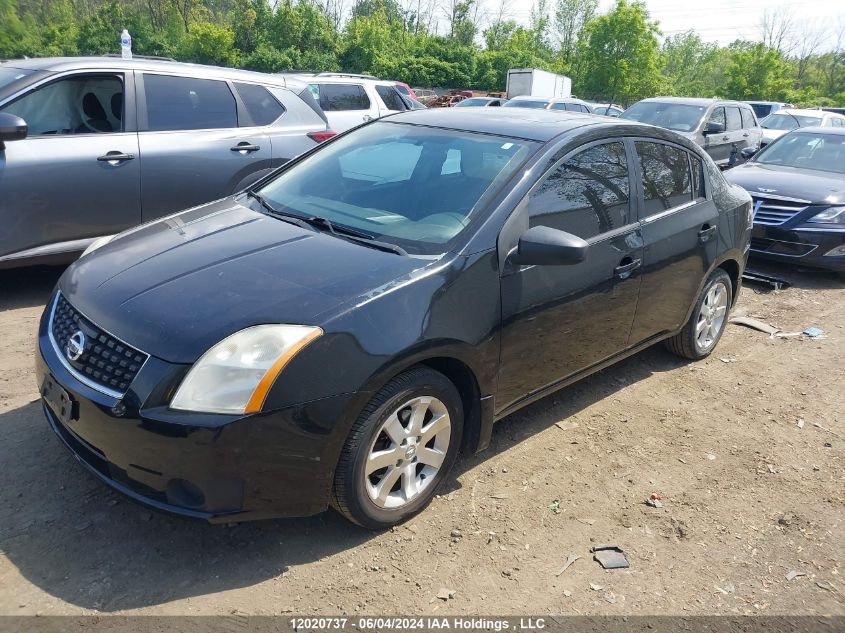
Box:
[665,269,732,360]
[332,367,463,529]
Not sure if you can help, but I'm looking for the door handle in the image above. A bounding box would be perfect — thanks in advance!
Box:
[231,143,261,153]
[743,133,750,137]
[614,258,642,279]
[97,151,135,162]
[698,224,717,243]
[721,135,729,141]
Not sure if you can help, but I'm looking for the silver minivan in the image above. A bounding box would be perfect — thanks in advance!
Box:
[0,57,332,269]
[621,97,762,168]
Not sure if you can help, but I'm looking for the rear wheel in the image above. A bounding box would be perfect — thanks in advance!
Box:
[665,269,732,360]
[332,367,463,529]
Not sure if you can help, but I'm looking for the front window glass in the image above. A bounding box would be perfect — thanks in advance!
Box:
[1,74,123,135]
[635,141,693,215]
[760,113,822,130]
[258,122,535,255]
[620,102,707,132]
[754,133,845,174]
[503,99,550,109]
[528,142,630,239]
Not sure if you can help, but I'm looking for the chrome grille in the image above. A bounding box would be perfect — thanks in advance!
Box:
[49,293,148,396]
[751,194,809,226]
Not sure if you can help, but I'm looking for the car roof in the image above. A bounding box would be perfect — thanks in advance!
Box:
[3,56,305,90]
[547,97,589,104]
[380,107,645,142]
[637,96,746,107]
[785,126,845,136]
[775,108,844,118]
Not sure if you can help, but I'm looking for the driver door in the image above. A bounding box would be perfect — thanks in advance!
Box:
[0,70,141,262]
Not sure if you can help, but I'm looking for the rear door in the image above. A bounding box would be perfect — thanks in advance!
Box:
[0,70,140,262]
[310,82,376,132]
[136,72,271,221]
[628,140,719,344]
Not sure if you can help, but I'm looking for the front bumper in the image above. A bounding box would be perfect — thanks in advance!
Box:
[37,309,356,523]
[750,224,845,272]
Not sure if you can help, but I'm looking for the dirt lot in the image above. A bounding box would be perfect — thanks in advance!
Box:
[0,261,842,617]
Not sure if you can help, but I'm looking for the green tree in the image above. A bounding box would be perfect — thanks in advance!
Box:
[723,41,791,101]
[553,0,597,65]
[179,20,239,66]
[662,31,728,97]
[576,0,664,104]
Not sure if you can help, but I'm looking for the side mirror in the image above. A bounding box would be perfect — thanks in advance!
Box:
[0,113,27,149]
[704,121,725,135]
[511,225,588,266]
[740,147,758,160]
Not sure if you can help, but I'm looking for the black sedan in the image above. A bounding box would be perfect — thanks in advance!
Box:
[37,108,751,529]
[726,127,845,272]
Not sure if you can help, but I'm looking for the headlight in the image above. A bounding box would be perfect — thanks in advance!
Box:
[808,206,845,224]
[170,325,322,414]
[81,234,116,258]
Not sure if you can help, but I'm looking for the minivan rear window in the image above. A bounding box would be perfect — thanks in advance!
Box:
[310,83,370,111]
[234,82,285,126]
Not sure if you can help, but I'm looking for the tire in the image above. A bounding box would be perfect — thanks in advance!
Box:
[664,268,733,360]
[332,366,464,529]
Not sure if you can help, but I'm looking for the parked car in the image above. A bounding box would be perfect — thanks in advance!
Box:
[285,73,412,132]
[431,94,466,107]
[726,127,845,272]
[593,103,624,117]
[821,107,845,116]
[758,108,845,147]
[454,96,507,107]
[37,108,751,528]
[621,97,761,168]
[0,57,332,270]
[745,101,792,120]
[503,95,593,113]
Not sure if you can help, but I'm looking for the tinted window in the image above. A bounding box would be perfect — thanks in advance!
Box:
[310,83,370,111]
[726,107,742,131]
[636,142,693,215]
[145,75,237,131]
[1,74,123,135]
[690,155,705,198]
[234,82,285,126]
[376,85,406,111]
[528,142,630,239]
[621,102,707,132]
[740,107,756,129]
[550,102,567,111]
[709,107,726,129]
[750,103,773,119]
[258,122,534,254]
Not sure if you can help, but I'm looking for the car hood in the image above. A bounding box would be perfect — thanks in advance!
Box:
[724,163,845,204]
[761,128,787,142]
[60,198,432,363]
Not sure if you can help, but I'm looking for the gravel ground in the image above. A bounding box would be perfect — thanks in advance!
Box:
[0,260,842,617]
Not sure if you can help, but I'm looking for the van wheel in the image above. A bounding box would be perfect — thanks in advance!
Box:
[665,269,732,360]
[332,367,463,530]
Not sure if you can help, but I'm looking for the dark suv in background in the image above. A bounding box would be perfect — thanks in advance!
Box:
[621,97,761,168]
[0,57,332,269]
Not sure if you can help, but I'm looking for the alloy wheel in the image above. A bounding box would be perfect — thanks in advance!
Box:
[695,281,728,352]
[364,396,451,509]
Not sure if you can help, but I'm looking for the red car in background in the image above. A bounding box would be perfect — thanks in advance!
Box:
[394,82,417,100]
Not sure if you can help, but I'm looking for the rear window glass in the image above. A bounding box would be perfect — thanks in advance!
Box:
[234,82,285,126]
[376,85,406,111]
[145,74,237,131]
[309,83,370,111]
[503,99,549,109]
[635,141,693,215]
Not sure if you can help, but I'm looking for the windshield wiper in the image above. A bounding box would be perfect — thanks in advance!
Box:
[247,191,314,230]
[303,216,408,256]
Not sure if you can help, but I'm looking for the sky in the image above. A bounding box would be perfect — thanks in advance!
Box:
[490,0,845,51]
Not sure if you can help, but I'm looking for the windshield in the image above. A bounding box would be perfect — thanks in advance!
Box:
[754,132,845,174]
[0,67,34,91]
[257,122,535,255]
[620,102,707,132]
[750,103,774,119]
[503,99,550,109]
[760,112,822,130]
[456,98,490,107]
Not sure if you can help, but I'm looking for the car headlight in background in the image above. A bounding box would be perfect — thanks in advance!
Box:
[807,207,845,224]
[81,234,116,258]
[170,325,323,415]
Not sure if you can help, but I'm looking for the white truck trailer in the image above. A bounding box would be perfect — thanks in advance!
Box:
[506,68,572,100]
